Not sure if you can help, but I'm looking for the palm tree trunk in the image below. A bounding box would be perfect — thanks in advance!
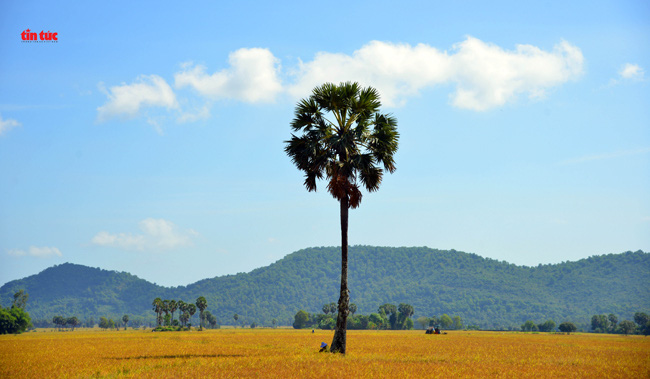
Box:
[330,196,350,353]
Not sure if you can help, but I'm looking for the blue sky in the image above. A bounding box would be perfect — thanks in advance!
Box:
[1,0,648,287]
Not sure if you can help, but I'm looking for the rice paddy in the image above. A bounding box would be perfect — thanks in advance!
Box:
[1,328,648,378]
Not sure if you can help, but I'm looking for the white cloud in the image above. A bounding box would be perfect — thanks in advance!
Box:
[8,246,62,258]
[288,41,453,107]
[97,75,178,121]
[289,37,584,110]
[91,218,198,251]
[447,38,583,110]
[619,63,644,80]
[99,37,584,123]
[177,104,211,124]
[174,48,282,103]
[0,114,21,136]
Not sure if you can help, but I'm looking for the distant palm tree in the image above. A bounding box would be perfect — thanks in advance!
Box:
[152,298,163,326]
[169,300,178,324]
[178,301,188,327]
[67,316,80,331]
[162,300,170,326]
[398,303,414,329]
[285,82,399,353]
[180,312,189,327]
[196,297,207,331]
[53,315,64,331]
[187,303,197,328]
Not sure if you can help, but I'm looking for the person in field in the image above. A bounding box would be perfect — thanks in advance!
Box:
[425,326,442,334]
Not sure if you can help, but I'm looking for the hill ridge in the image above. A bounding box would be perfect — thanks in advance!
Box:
[2,247,648,329]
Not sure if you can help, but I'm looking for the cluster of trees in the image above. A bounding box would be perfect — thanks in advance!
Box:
[98,316,117,330]
[517,312,650,336]
[151,296,214,330]
[0,290,32,334]
[203,311,219,329]
[96,315,133,330]
[558,322,578,334]
[30,315,148,329]
[591,312,650,336]
[294,303,416,330]
[51,314,133,331]
[52,316,81,331]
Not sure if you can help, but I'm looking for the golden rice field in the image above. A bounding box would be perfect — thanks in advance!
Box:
[1,328,648,378]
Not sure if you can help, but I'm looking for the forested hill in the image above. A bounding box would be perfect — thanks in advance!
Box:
[1,247,648,329]
[0,263,169,320]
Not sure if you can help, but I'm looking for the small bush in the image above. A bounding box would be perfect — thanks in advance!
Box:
[152,326,191,332]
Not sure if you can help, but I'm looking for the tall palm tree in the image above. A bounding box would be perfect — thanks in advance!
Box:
[285,81,399,353]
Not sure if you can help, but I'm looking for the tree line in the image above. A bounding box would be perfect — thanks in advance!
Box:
[31,315,151,329]
[294,302,419,330]
[590,312,650,336]
[49,314,134,331]
[300,302,468,332]
[518,311,650,335]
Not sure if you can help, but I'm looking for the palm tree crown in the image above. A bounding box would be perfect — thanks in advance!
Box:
[285,81,398,208]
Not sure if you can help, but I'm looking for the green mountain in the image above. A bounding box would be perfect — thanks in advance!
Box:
[2,247,648,329]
